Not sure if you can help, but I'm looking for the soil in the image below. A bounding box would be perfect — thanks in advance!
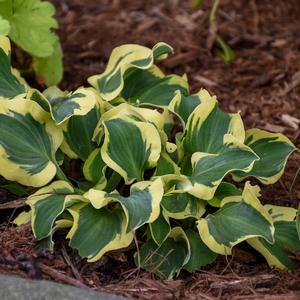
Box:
[1,0,300,299]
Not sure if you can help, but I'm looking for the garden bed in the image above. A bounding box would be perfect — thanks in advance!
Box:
[1,0,300,299]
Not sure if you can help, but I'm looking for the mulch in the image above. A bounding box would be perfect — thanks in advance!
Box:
[1,0,300,299]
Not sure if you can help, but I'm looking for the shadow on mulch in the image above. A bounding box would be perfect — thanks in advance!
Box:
[1,0,300,299]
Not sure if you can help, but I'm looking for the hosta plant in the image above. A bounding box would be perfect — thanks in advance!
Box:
[0,0,63,86]
[1,35,299,280]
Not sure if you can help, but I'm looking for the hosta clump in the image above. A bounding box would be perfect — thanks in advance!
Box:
[0,35,299,279]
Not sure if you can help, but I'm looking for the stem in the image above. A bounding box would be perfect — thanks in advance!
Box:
[55,163,71,183]
[55,165,84,194]
[209,0,220,24]
[74,187,84,195]
[105,171,122,193]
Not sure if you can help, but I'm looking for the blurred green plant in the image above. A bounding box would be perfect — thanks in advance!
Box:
[192,0,234,62]
[0,0,63,86]
[191,0,203,11]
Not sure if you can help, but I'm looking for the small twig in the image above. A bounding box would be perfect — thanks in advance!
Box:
[250,0,259,34]
[61,244,83,282]
[4,208,17,232]
[289,165,300,193]
[30,191,74,198]
[0,198,27,210]
[121,267,140,280]
[133,231,141,271]
[220,252,237,276]
[209,0,220,24]
[279,179,289,196]
[40,263,87,289]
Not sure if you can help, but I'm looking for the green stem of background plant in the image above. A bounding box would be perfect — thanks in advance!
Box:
[209,0,220,24]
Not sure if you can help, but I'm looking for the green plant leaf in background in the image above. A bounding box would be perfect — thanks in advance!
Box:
[0,0,58,57]
[33,37,63,86]
[0,0,63,86]
[191,0,203,11]
[208,0,235,63]
[297,203,300,240]
[215,34,234,63]
[0,15,10,35]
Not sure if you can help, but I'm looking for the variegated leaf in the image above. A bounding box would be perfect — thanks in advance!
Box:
[149,210,171,245]
[154,152,181,176]
[168,89,211,124]
[88,42,172,101]
[138,227,190,279]
[85,179,164,232]
[248,205,300,270]
[26,181,83,239]
[183,229,217,273]
[60,105,100,160]
[197,182,274,255]
[182,93,245,156]
[67,203,133,262]
[36,217,74,252]
[161,191,206,219]
[13,211,31,226]
[233,129,297,184]
[101,118,161,183]
[207,182,242,207]
[28,86,97,125]
[0,98,63,187]
[121,65,164,100]
[83,148,107,189]
[182,134,258,200]
[127,74,189,106]
[152,42,173,60]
